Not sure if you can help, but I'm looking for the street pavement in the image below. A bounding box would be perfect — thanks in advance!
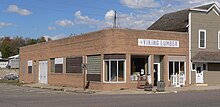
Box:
[0,84,220,107]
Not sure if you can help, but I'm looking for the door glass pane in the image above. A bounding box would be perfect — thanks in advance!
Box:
[111,61,117,81]
[105,61,109,81]
[118,61,124,81]
[175,62,179,74]
[169,62,173,79]
[197,67,201,73]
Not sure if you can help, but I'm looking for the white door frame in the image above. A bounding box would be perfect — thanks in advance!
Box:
[196,66,204,83]
[154,63,160,82]
[195,63,204,83]
[38,61,48,84]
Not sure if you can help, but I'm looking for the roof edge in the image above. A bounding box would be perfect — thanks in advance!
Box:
[190,3,220,13]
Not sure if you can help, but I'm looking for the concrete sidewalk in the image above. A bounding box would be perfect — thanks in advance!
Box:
[22,83,220,95]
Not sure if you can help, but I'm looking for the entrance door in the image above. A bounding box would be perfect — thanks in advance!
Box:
[39,61,48,84]
[154,63,160,86]
[196,67,204,83]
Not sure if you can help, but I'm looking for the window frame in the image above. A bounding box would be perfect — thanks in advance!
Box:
[103,59,126,83]
[50,58,64,73]
[66,57,83,73]
[202,63,208,71]
[168,61,186,81]
[192,63,196,71]
[198,29,206,49]
[27,60,33,74]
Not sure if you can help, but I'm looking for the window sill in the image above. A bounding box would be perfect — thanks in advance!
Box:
[198,47,206,49]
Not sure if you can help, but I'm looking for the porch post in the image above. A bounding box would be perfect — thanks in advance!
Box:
[163,54,169,86]
[150,54,154,86]
[126,53,131,83]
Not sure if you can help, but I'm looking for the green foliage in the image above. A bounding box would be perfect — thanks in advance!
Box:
[0,36,48,58]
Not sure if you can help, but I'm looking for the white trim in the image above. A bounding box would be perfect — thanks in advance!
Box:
[103,59,126,83]
[198,29,206,49]
[213,8,220,16]
[218,31,220,49]
[209,4,220,13]
[190,8,207,12]
[154,63,160,82]
[189,12,192,84]
[184,61,186,81]
[190,4,220,15]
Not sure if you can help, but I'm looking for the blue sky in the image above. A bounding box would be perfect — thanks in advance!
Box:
[0,0,219,40]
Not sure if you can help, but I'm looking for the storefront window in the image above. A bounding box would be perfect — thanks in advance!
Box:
[118,61,124,81]
[105,61,109,81]
[169,61,185,80]
[111,61,117,81]
[104,60,125,82]
[169,62,173,79]
[175,62,179,74]
[180,62,184,75]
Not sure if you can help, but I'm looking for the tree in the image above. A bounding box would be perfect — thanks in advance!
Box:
[37,37,46,43]
[25,38,37,45]
[0,37,12,58]
[0,36,48,58]
[11,36,25,55]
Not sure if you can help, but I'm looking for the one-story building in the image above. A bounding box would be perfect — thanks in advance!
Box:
[19,29,189,90]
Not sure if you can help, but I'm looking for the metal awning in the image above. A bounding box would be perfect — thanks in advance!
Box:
[192,51,220,63]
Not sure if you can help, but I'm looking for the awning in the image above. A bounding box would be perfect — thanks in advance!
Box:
[192,51,220,63]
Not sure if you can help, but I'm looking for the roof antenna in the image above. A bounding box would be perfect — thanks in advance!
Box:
[113,10,117,29]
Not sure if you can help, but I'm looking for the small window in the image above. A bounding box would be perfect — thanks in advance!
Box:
[50,58,63,73]
[50,58,55,73]
[28,60,32,74]
[66,57,83,73]
[192,63,196,70]
[218,31,220,49]
[203,64,207,70]
[199,30,206,48]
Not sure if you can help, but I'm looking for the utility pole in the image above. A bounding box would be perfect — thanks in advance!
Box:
[113,10,117,29]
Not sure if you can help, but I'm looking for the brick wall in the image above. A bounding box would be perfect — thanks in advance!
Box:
[20,29,189,90]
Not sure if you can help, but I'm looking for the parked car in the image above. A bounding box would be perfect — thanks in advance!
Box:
[3,73,19,80]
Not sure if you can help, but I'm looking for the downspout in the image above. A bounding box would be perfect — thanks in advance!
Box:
[188,12,192,85]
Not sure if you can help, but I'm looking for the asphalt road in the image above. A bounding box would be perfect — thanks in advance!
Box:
[0,84,220,107]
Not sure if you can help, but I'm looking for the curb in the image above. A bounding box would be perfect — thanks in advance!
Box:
[22,84,95,94]
[20,84,220,95]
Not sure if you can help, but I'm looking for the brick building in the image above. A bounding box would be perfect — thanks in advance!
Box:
[20,29,189,90]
